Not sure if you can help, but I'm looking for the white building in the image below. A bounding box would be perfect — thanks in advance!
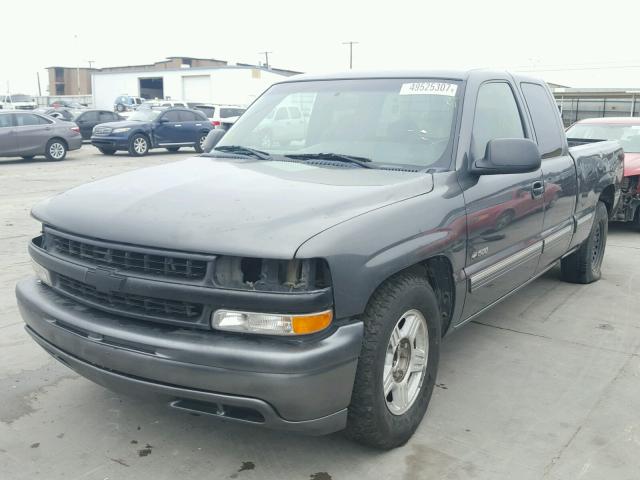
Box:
[91,62,298,110]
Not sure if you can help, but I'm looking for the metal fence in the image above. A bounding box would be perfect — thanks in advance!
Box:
[35,95,93,108]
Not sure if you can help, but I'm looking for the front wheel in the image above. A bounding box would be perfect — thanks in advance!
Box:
[346,269,441,449]
[561,201,608,283]
[45,139,67,161]
[128,134,149,156]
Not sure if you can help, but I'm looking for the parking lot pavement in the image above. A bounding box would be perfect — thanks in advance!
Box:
[1,145,639,480]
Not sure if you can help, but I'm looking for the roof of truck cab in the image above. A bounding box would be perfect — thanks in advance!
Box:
[275,69,544,84]
[575,117,640,125]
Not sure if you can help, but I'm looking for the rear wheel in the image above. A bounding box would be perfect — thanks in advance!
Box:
[166,147,180,153]
[98,148,116,155]
[346,269,441,449]
[128,134,149,156]
[561,201,608,283]
[45,139,67,161]
[116,104,125,112]
[194,133,207,153]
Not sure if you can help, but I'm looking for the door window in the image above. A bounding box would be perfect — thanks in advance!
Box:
[161,111,181,122]
[80,111,99,122]
[0,114,12,128]
[98,111,115,122]
[471,82,525,160]
[178,110,198,122]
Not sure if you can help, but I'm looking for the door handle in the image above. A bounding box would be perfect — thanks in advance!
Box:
[531,181,545,199]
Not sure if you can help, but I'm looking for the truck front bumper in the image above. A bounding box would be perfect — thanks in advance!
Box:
[16,277,363,435]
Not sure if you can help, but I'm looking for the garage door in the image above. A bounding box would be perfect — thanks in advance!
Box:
[182,75,211,102]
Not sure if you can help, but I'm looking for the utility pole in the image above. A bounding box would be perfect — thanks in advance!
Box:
[36,72,42,96]
[258,51,272,69]
[342,41,359,69]
[87,60,95,69]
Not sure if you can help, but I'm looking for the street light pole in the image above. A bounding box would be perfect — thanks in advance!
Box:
[258,51,273,69]
[342,41,359,69]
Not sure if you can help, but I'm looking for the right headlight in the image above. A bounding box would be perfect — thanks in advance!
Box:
[212,309,333,336]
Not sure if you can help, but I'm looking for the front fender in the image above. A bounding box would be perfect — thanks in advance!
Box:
[295,171,467,321]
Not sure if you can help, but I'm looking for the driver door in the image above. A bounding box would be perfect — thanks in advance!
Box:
[461,81,544,319]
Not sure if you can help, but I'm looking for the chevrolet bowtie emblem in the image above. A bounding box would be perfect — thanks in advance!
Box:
[84,267,126,293]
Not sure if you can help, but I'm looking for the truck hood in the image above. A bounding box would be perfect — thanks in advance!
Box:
[624,153,640,177]
[32,157,433,258]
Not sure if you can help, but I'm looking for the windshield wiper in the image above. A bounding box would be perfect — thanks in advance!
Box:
[212,145,271,160]
[285,152,373,169]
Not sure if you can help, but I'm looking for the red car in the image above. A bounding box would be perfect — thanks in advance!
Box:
[567,117,640,229]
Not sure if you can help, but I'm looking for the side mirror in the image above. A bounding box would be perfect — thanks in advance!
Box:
[471,138,541,175]
[158,117,170,123]
[201,129,226,153]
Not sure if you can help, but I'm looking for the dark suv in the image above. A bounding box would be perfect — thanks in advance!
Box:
[91,108,213,156]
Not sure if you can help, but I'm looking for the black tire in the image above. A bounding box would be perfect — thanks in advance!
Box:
[21,156,35,160]
[633,207,640,232]
[98,148,116,155]
[44,139,67,161]
[346,268,441,450]
[193,133,207,153]
[561,201,608,284]
[128,134,149,157]
[166,147,180,152]
[116,104,125,112]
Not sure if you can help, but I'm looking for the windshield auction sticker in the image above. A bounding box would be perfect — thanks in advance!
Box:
[399,82,458,96]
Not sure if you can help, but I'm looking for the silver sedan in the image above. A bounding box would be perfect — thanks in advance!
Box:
[0,111,82,161]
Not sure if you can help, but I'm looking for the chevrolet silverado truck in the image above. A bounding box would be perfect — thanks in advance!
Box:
[17,70,623,450]
[566,117,640,229]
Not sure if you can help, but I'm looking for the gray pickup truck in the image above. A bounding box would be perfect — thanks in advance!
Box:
[17,70,623,449]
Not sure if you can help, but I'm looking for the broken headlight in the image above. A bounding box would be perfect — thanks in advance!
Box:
[213,257,331,292]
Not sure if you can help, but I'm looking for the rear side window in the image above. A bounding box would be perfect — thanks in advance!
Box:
[471,82,525,160]
[220,108,244,118]
[15,113,46,126]
[178,110,198,122]
[520,82,564,158]
[0,114,12,128]
[196,106,214,118]
[99,111,116,122]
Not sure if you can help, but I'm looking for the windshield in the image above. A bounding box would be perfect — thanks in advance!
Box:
[128,109,161,122]
[567,123,640,153]
[218,78,460,169]
[9,94,34,103]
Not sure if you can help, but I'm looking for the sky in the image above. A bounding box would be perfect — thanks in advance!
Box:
[3,0,640,95]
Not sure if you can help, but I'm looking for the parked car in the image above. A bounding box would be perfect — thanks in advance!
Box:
[193,104,246,130]
[18,70,622,450]
[253,104,306,147]
[73,110,123,140]
[0,111,81,160]
[33,107,76,122]
[0,94,37,111]
[50,99,86,109]
[139,99,189,110]
[113,95,144,113]
[91,107,212,156]
[566,117,640,229]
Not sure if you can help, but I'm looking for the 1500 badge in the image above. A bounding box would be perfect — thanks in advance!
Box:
[471,247,489,259]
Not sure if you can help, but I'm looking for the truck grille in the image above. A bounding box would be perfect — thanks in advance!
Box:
[93,126,111,135]
[57,274,203,322]
[44,230,208,280]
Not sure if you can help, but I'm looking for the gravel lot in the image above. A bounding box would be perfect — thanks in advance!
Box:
[1,145,639,480]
